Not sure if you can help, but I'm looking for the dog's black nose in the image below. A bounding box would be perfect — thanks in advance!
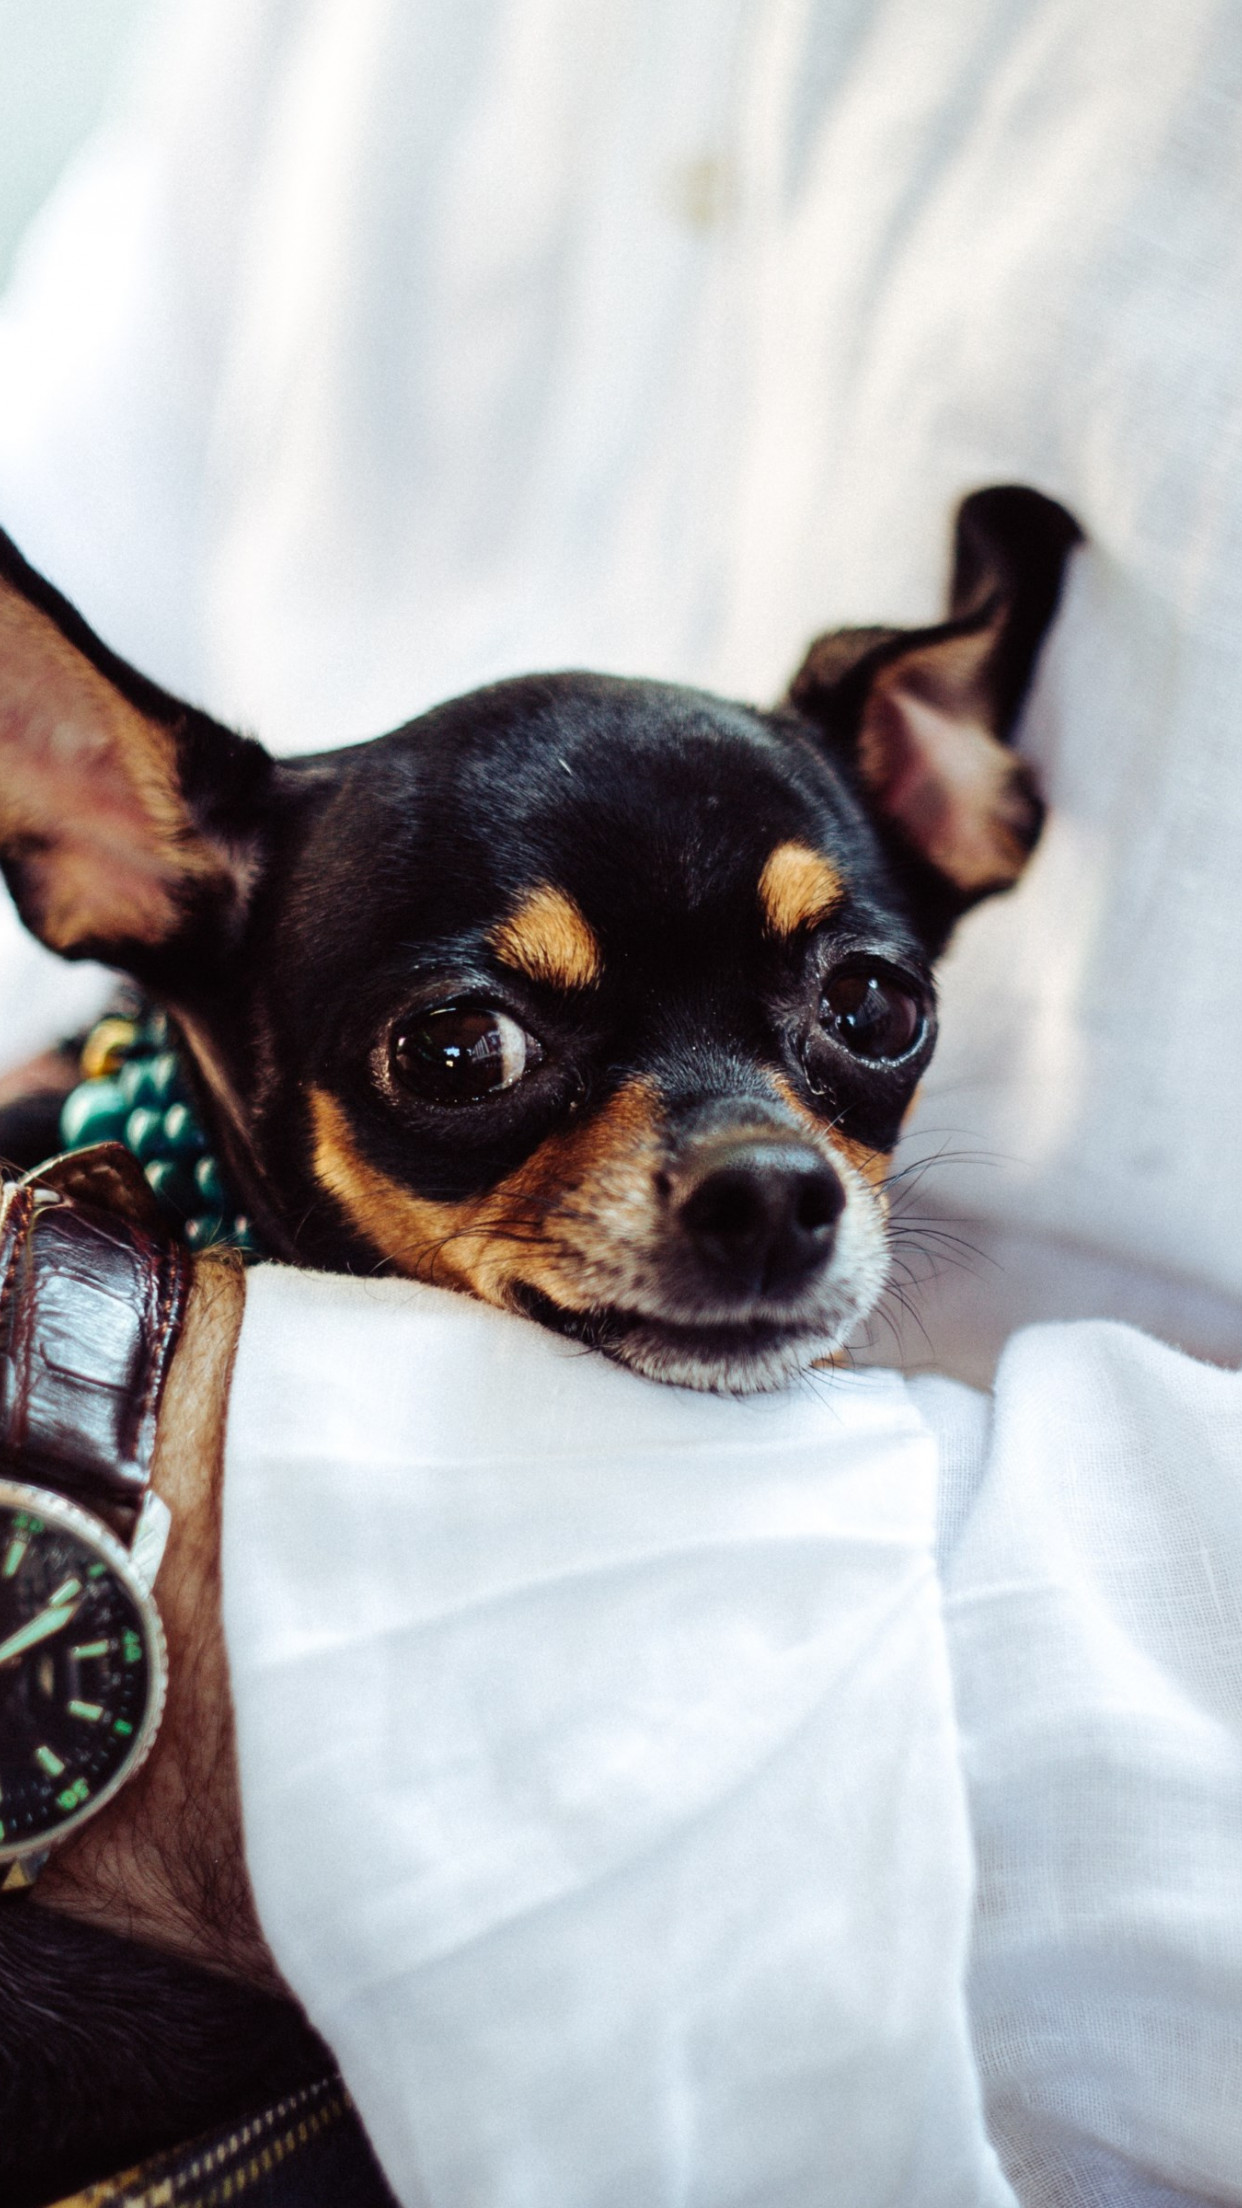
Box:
[676,1141,844,1299]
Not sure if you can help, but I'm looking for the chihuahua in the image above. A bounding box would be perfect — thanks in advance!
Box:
[0,485,1078,2202]
[0,486,1077,1397]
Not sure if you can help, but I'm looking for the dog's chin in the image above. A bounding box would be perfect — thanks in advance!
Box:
[510,1284,873,1395]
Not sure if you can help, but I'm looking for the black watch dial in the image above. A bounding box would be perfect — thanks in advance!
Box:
[0,1485,165,1859]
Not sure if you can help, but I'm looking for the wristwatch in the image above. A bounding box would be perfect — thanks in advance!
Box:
[0,1144,191,1891]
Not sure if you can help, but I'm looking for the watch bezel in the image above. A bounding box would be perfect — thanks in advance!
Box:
[0,1475,168,1864]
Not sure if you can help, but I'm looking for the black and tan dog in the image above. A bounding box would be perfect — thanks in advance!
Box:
[0,485,1078,2202]
[0,486,1077,1397]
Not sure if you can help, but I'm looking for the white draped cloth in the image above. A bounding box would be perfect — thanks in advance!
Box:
[0,1,1241,2201]
[225,1274,1242,2207]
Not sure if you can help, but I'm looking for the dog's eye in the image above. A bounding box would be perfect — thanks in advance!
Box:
[821,969,924,1060]
[391,1006,542,1104]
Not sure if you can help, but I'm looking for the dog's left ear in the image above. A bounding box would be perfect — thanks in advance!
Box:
[787,486,1082,907]
[0,529,272,984]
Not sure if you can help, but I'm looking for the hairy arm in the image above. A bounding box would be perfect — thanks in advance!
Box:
[31,1258,280,1989]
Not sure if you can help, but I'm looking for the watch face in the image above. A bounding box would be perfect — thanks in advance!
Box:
[0,1481,166,1860]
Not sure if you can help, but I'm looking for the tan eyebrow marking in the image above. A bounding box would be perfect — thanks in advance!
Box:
[490,883,602,991]
[757,841,844,938]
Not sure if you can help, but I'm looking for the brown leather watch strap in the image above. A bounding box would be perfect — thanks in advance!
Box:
[0,1144,192,1540]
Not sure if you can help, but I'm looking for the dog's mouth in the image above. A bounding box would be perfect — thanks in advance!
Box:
[505,1143,894,1393]
[509,1283,855,1394]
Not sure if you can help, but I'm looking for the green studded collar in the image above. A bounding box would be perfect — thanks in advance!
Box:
[59,1012,262,1257]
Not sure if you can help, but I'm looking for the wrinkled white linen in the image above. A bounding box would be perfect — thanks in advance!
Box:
[224,1266,1007,2208]
[225,1274,1242,2207]
[939,1328,1242,2205]
[932,1324,1237,2208]
[2,1,1242,1374]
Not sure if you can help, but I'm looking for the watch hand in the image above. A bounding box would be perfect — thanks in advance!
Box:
[0,1595,84,1667]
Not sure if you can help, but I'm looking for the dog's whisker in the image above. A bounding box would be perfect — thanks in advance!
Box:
[888,1220,997,1267]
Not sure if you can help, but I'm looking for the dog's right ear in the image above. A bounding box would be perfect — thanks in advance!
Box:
[0,529,272,984]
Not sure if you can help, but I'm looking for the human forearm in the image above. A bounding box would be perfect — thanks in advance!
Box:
[31,1256,279,1988]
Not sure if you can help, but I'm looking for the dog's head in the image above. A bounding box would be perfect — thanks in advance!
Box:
[0,488,1078,1389]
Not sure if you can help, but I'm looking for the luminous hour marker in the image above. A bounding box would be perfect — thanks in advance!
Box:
[71,1641,110,1661]
[35,1745,65,1777]
[68,1699,104,1723]
[2,1535,26,1579]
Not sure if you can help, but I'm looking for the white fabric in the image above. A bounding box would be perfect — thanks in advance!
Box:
[2,0,1242,1374]
[225,1271,1242,2207]
[940,1327,1242,2205]
[224,1266,1006,2208]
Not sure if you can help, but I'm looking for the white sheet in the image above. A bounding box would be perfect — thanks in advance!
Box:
[225,1270,1242,2206]
[936,1327,1242,2203]
[223,1265,1006,2207]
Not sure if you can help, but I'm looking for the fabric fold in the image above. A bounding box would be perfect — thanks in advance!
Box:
[224,1265,1007,2208]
